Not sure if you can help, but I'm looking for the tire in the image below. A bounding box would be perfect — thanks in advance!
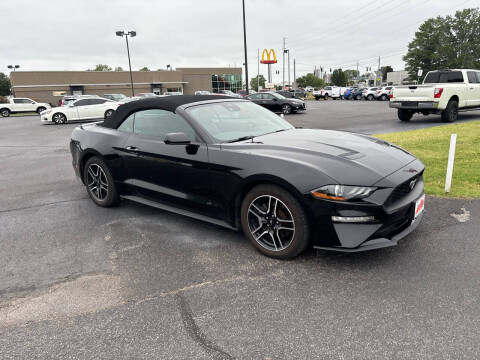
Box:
[355,94,361,100]
[104,109,114,119]
[241,184,309,259]
[52,112,67,124]
[441,100,458,122]
[36,107,46,114]
[324,94,329,100]
[398,109,413,122]
[282,104,292,115]
[83,156,119,207]
[1,108,10,117]
[367,94,374,101]
[381,94,388,101]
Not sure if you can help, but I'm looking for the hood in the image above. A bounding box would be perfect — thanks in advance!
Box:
[228,129,417,186]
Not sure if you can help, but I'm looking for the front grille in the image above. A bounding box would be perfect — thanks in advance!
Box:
[386,175,421,205]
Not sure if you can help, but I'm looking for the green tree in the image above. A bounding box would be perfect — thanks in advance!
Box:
[0,73,11,96]
[344,69,359,81]
[250,75,266,91]
[88,64,112,71]
[331,68,348,86]
[139,67,150,71]
[380,66,394,81]
[404,8,480,80]
[114,66,124,71]
[296,73,324,88]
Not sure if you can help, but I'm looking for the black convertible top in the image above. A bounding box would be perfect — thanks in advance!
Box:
[100,95,232,129]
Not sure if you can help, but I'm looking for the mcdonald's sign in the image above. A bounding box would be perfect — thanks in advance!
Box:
[260,48,277,64]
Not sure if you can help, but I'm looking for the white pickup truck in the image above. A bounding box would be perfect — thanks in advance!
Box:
[0,97,51,117]
[313,86,345,100]
[389,69,480,122]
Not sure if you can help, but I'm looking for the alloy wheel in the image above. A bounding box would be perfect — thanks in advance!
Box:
[1,109,9,117]
[86,163,109,201]
[53,113,66,124]
[105,110,114,118]
[282,104,292,114]
[247,195,295,252]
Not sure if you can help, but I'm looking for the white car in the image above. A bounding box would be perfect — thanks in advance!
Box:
[375,86,393,101]
[363,87,379,101]
[41,98,120,124]
[0,97,51,117]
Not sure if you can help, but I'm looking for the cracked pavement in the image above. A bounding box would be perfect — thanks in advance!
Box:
[1,107,479,359]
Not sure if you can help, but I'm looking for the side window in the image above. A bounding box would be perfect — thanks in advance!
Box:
[13,99,22,104]
[467,72,477,84]
[90,99,107,105]
[74,99,90,106]
[133,109,196,141]
[261,94,274,100]
[117,113,134,133]
[248,94,260,100]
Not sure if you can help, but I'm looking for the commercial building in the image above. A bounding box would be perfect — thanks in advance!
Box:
[10,67,242,105]
[386,70,410,85]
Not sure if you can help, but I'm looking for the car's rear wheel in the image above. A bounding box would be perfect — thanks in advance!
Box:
[282,104,292,115]
[83,156,119,207]
[441,100,458,122]
[104,109,114,119]
[52,112,67,124]
[324,94,329,100]
[367,94,374,101]
[36,107,46,114]
[241,184,309,259]
[355,94,361,100]
[380,94,388,101]
[1,108,10,117]
[398,109,413,122]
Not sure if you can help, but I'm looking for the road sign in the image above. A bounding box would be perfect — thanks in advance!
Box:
[417,69,423,77]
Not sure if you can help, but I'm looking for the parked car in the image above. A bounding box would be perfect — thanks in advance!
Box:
[246,92,306,114]
[374,87,393,101]
[363,87,379,101]
[195,91,212,95]
[136,93,158,98]
[61,95,102,106]
[276,90,306,99]
[103,94,128,102]
[294,89,307,98]
[0,97,51,117]
[236,90,256,97]
[41,98,119,124]
[344,88,353,100]
[70,95,425,258]
[390,69,480,122]
[350,88,364,100]
[218,90,243,98]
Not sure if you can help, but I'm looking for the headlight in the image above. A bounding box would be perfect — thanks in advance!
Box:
[311,185,377,201]
[42,109,52,115]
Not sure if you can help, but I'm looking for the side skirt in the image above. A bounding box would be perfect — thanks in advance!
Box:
[120,195,238,231]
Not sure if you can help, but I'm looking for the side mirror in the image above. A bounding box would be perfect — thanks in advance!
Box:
[272,98,278,101]
[165,132,191,145]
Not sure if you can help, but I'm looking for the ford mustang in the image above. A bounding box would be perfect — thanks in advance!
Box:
[70,95,425,258]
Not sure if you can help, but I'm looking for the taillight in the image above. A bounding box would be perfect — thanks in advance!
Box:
[389,90,394,99]
[434,88,443,98]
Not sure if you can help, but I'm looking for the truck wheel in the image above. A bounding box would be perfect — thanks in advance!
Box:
[398,109,413,122]
[36,107,46,114]
[1,108,10,117]
[441,100,458,122]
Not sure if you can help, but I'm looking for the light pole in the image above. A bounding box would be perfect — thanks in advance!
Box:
[7,65,20,96]
[242,0,249,95]
[116,31,136,96]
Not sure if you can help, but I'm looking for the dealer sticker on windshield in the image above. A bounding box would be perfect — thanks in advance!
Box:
[414,194,425,219]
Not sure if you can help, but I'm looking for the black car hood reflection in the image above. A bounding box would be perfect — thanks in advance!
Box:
[221,128,416,186]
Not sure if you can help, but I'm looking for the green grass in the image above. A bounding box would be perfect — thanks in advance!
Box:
[375,121,480,198]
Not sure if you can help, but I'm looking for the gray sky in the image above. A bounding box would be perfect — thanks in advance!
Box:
[1,0,478,82]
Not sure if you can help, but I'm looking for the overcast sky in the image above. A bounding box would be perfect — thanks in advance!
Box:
[1,0,478,83]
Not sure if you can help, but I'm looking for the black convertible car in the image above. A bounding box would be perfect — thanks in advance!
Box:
[70,95,425,258]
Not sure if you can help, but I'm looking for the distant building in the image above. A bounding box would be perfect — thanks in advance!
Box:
[10,67,242,104]
[386,70,410,86]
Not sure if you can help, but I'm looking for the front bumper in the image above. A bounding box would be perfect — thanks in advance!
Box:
[292,102,306,110]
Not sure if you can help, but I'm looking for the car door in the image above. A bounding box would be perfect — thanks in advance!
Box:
[12,99,30,112]
[120,109,214,215]
[246,93,263,107]
[87,98,110,119]
[261,93,279,111]
[466,71,480,107]
[70,99,90,120]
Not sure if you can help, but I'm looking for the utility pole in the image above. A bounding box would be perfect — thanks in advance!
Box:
[377,56,381,86]
[287,49,290,89]
[293,58,296,89]
[282,37,285,90]
[257,48,260,91]
[242,0,249,95]
[356,60,359,81]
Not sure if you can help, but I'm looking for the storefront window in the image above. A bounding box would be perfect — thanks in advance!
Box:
[211,74,242,94]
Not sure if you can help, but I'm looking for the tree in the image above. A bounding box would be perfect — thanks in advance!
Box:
[88,64,112,71]
[404,8,480,80]
[139,67,150,71]
[331,68,348,86]
[250,75,266,91]
[296,73,324,88]
[0,73,11,96]
[114,66,124,71]
[380,66,394,81]
[344,69,359,81]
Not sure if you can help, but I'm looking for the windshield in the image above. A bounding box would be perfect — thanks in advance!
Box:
[186,101,294,143]
[110,94,127,101]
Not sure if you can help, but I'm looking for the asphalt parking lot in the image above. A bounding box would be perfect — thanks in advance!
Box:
[1,103,479,359]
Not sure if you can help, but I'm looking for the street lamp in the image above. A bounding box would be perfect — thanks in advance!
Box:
[241,0,249,95]
[116,30,136,96]
[7,65,20,71]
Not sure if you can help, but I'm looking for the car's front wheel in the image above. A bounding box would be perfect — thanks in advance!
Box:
[1,108,10,117]
[282,104,292,115]
[241,184,309,259]
[356,94,361,100]
[104,109,114,119]
[52,112,67,124]
[83,156,119,207]
[367,94,374,101]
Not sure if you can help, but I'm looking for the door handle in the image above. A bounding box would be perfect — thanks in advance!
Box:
[126,146,138,151]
